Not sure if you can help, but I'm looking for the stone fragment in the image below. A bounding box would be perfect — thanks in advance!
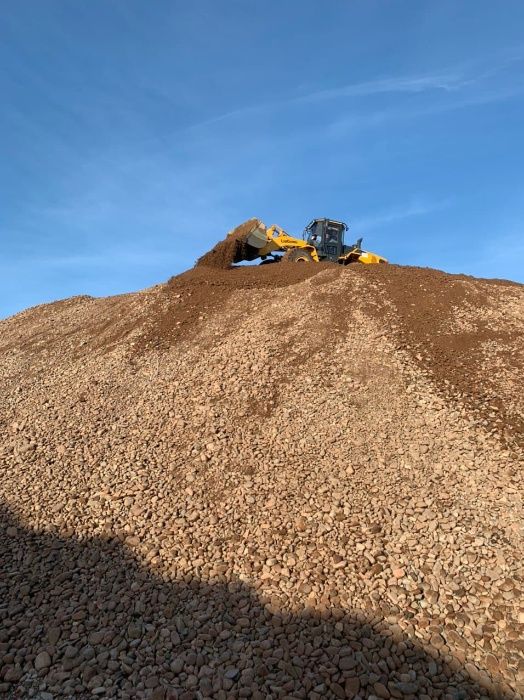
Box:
[34,651,52,670]
[345,676,361,698]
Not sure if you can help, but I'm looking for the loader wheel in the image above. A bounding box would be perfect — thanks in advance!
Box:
[283,249,314,263]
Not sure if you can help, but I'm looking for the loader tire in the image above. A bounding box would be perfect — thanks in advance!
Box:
[283,249,314,263]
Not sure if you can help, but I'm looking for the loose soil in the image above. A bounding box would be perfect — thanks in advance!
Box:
[196,219,262,269]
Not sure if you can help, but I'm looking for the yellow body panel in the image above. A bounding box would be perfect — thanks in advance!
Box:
[344,250,387,265]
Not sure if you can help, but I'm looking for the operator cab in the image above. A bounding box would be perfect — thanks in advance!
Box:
[304,219,348,262]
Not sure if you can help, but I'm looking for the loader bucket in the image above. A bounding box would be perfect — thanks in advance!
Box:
[246,224,269,250]
[196,219,271,268]
[231,221,271,263]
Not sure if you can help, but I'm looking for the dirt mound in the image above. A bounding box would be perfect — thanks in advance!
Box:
[140,262,336,353]
[196,218,261,269]
[0,259,523,699]
[353,264,524,444]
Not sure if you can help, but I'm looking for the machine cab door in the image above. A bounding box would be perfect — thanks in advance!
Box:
[322,221,345,260]
[305,219,346,261]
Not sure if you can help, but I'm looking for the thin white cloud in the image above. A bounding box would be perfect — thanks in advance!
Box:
[186,51,524,132]
[345,84,523,130]
[353,200,450,232]
[294,74,463,104]
[187,73,463,131]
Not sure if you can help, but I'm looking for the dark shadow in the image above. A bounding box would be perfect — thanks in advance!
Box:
[0,503,511,699]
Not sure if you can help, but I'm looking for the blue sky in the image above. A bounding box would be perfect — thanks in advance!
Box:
[1,1,523,318]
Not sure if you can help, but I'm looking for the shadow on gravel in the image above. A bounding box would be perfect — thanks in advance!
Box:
[0,503,508,700]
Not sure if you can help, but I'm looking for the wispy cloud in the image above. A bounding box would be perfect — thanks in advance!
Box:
[294,74,464,104]
[187,50,524,132]
[330,83,522,134]
[187,73,463,130]
[352,200,450,232]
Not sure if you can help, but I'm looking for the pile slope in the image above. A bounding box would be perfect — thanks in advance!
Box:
[0,262,523,700]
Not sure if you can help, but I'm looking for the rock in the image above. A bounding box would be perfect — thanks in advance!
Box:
[393,681,419,695]
[34,651,52,670]
[295,516,307,532]
[374,681,391,698]
[48,627,61,645]
[145,675,160,689]
[344,676,361,698]
[338,655,357,671]
[430,632,446,648]
[64,645,78,659]
[170,657,184,674]
[330,681,345,698]
[484,653,499,673]
[224,668,240,681]
[4,667,22,682]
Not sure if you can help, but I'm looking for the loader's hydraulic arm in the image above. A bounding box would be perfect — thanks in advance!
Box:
[264,225,320,262]
[235,222,319,263]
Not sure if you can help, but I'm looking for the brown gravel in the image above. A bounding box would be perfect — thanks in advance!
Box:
[0,258,523,700]
[350,264,524,448]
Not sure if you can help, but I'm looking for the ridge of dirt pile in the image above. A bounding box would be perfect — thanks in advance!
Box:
[0,261,523,699]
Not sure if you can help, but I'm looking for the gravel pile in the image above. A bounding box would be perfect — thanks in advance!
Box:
[0,260,522,700]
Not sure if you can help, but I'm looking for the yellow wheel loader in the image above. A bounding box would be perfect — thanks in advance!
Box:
[232,218,387,265]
